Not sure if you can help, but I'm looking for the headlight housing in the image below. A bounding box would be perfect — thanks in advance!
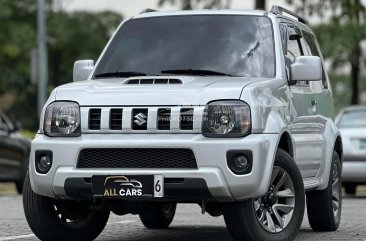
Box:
[202,100,251,137]
[43,101,81,137]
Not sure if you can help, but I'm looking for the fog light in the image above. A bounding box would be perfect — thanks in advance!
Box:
[235,156,248,169]
[230,155,248,173]
[35,151,53,174]
[227,151,252,175]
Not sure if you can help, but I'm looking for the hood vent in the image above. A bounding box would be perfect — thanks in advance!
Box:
[124,78,182,85]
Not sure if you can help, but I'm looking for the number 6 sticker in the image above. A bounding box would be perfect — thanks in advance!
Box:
[154,175,164,198]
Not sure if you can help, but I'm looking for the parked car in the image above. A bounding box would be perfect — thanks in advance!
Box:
[23,6,343,241]
[336,106,366,195]
[0,111,30,194]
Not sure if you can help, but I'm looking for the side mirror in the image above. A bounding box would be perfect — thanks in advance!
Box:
[290,56,322,82]
[73,60,94,82]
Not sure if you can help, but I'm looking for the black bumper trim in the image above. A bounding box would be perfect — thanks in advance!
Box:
[64,177,214,201]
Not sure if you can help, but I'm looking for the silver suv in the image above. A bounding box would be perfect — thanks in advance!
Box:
[23,6,343,241]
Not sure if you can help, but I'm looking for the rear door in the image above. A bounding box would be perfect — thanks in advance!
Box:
[301,30,335,119]
[280,21,324,178]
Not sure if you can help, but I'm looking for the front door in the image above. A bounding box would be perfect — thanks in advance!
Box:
[281,23,324,178]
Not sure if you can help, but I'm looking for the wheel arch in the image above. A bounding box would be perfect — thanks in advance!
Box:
[334,135,343,165]
[316,119,342,190]
[277,131,294,158]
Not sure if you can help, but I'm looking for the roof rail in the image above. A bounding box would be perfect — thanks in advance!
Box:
[139,9,158,14]
[270,5,307,24]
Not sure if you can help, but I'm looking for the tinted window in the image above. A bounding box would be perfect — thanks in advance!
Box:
[302,31,328,88]
[280,25,307,86]
[286,39,302,62]
[94,15,275,78]
[338,110,366,128]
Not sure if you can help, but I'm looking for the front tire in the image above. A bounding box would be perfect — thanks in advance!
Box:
[306,151,342,231]
[23,173,110,241]
[223,149,305,241]
[139,202,176,229]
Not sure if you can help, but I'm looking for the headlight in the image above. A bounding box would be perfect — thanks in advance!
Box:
[202,100,251,137]
[44,101,81,137]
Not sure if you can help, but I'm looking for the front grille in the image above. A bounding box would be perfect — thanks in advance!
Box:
[158,108,171,130]
[81,106,204,133]
[180,108,194,130]
[77,148,197,169]
[132,108,148,130]
[110,109,123,130]
[89,109,101,130]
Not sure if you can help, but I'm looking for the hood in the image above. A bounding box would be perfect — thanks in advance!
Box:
[54,76,261,106]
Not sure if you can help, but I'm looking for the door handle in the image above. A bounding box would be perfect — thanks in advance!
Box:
[311,99,317,106]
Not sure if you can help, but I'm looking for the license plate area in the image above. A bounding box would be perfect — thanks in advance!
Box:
[92,175,164,198]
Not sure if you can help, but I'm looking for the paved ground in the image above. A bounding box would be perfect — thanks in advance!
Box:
[0,188,365,241]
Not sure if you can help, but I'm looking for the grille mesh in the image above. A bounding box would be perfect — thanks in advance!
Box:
[77,148,197,169]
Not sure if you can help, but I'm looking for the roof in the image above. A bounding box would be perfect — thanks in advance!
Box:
[133,9,267,19]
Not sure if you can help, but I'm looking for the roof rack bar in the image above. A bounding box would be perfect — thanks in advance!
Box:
[139,8,158,14]
[270,5,307,24]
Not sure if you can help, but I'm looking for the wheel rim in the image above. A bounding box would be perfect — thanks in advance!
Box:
[254,166,295,233]
[53,201,96,229]
[332,162,341,220]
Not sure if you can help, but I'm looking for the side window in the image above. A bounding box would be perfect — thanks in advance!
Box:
[280,24,307,86]
[286,38,302,63]
[302,32,328,89]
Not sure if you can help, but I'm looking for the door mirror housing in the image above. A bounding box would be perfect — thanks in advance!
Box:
[290,56,322,82]
[73,60,94,82]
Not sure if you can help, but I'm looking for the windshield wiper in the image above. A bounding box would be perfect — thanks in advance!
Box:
[161,69,237,77]
[94,71,154,78]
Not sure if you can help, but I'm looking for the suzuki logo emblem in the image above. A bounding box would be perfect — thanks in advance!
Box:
[134,113,147,126]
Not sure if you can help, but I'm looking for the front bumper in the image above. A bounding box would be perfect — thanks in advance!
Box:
[30,133,278,201]
[342,156,366,182]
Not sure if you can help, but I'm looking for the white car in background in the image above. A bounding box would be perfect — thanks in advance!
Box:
[337,106,366,195]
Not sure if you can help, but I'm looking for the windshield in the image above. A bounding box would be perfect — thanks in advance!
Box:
[94,15,275,78]
[338,110,366,128]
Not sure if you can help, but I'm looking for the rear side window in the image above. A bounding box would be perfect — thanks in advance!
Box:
[302,31,328,89]
[338,110,366,128]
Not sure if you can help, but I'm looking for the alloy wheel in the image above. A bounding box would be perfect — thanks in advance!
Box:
[254,166,295,233]
[332,162,341,220]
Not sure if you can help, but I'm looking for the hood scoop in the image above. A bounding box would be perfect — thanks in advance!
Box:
[123,78,183,85]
